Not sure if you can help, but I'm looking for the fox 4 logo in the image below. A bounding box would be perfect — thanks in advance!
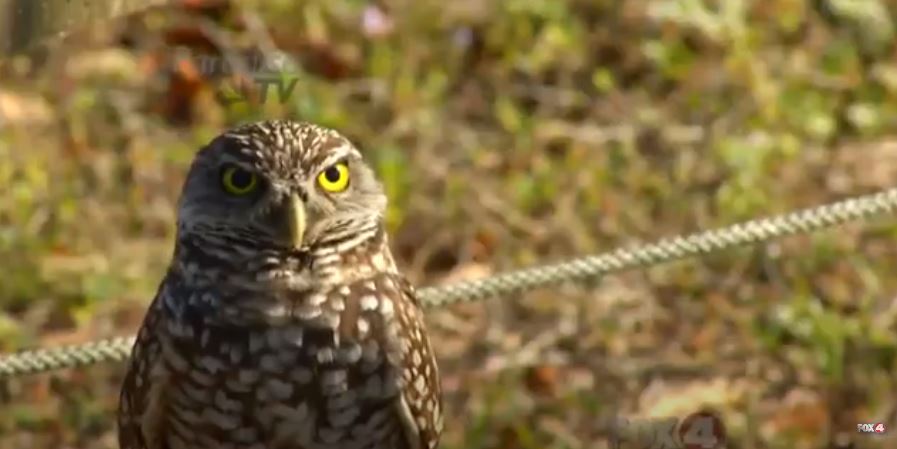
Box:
[609,411,726,449]
[857,423,886,434]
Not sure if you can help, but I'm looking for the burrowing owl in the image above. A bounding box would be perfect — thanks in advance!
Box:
[117,120,443,449]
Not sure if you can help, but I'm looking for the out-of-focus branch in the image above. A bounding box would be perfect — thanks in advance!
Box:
[0,0,169,56]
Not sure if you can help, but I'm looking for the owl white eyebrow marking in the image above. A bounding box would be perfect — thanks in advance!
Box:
[317,147,357,171]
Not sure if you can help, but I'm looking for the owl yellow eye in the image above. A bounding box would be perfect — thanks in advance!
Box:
[221,165,259,195]
[317,162,350,192]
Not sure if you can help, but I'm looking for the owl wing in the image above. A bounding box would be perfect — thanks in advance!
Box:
[118,288,172,449]
[393,277,444,449]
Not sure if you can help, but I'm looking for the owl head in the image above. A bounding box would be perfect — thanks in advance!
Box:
[175,120,387,262]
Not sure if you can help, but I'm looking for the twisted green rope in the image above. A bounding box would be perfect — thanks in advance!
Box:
[2,187,897,379]
[0,336,135,378]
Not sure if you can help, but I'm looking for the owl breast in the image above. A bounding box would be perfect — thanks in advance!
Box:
[156,273,415,449]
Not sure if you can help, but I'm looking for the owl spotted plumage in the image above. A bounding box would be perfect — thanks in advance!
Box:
[117,120,443,449]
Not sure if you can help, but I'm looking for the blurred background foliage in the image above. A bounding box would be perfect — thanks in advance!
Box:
[1,0,897,448]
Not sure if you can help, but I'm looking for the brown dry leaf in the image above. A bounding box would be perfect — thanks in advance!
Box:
[498,425,520,449]
[525,365,559,396]
[23,378,52,404]
[157,51,214,124]
[470,229,499,260]
[270,32,361,81]
[761,388,829,442]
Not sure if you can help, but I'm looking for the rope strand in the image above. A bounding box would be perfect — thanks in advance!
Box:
[2,187,896,378]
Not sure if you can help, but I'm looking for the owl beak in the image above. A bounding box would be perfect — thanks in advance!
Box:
[285,193,306,249]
